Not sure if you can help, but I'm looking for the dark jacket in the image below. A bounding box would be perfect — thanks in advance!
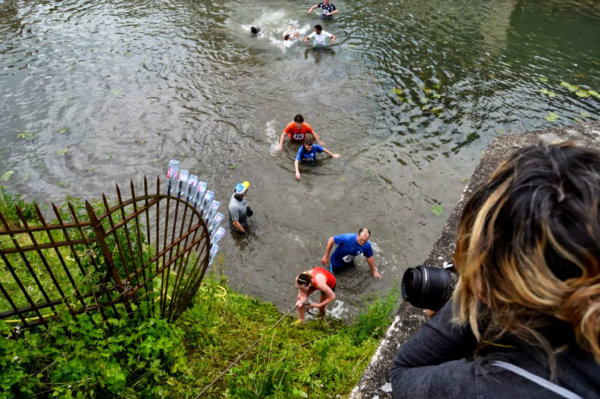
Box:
[391,301,600,399]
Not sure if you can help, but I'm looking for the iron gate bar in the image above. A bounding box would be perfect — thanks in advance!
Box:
[0,281,28,325]
[65,201,122,321]
[163,193,182,316]
[0,238,98,255]
[32,204,88,317]
[100,193,137,293]
[1,177,212,329]
[129,181,153,314]
[0,221,93,235]
[0,210,56,326]
[113,185,144,296]
[160,193,171,316]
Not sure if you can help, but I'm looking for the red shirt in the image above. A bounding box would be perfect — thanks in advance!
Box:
[311,267,336,290]
[284,122,314,142]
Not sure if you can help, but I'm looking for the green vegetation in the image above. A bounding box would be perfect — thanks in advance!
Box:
[0,188,400,398]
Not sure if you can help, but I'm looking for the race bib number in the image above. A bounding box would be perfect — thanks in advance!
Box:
[342,254,355,263]
[293,133,304,140]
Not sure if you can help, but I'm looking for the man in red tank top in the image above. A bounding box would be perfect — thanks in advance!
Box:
[295,267,336,322]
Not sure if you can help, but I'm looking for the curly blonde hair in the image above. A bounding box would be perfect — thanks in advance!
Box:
[452,143,600,372]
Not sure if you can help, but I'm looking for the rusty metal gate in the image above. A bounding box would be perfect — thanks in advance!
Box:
[0,177,212,329]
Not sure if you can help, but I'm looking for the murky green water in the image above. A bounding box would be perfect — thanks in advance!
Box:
[1,0,599,316]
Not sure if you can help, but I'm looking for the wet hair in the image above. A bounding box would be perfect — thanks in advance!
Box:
[452,143,600,371]
[304,135,314,147]
[251,26,260,34]
[284,34,290,41]
[294,114,304,123]
[314,24,323,33]
[358,227,371,236]
[297,273,311,286]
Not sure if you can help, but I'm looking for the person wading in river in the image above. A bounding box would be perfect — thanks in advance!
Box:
[277,114,324,151]
[228,181,252,234]
[295,267,336,322]
[321,227,382,279]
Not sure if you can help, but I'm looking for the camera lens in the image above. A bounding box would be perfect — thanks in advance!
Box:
[401,266,454,311]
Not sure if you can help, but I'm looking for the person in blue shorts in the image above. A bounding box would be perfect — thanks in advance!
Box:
[294,135,340,181]
[321,227,382,279]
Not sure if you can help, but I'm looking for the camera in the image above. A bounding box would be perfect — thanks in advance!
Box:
[401,265,457,311]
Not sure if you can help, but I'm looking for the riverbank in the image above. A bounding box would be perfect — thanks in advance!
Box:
[0,187,400,398]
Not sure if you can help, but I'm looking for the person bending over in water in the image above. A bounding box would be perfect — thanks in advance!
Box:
[295,267,336,322]
[294,135,339,181]
[304,24,335,47]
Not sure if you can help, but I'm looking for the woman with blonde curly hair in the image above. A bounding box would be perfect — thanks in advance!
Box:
[391,143,600,398]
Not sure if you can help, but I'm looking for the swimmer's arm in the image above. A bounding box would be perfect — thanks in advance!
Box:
[330,34,336,43]
[321,236,335,266]
[278,131,287,151]
[294,160,301,181]
[326,9,339,16]
[308,4,318,14]
[311,131,324,146]
[323,148,340,159]
[311,275,336,308]
[367,256,381,279]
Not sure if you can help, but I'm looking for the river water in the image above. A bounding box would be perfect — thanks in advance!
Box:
[1,0,600,317]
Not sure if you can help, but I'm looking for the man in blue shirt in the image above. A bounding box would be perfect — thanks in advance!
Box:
[294,135,340,181]
[308,0,338,18]
[321,227,382,278]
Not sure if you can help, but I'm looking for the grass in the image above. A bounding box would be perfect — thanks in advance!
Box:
[0,186,400,398]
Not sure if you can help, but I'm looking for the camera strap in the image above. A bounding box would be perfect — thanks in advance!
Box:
[491,360,582,399]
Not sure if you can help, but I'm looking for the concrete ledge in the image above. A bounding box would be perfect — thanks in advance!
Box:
[350,121,600,399]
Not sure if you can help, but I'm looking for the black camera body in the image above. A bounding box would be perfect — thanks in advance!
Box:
[401,265,457,311]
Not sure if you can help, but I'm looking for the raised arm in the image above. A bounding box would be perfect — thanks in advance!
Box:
[308,4,318,14]
[321,236,335,266]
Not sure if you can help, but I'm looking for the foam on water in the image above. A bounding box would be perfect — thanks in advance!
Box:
[266,119,279,155]
[241,10,310,50]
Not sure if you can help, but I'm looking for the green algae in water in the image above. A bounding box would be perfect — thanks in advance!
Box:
[560,81,578,92]
[540,88,556,98]
[545,112,559,122]
[575,89,590,98]
[0,170,14,182]
[430,204,443,216]
[17,132,38,141]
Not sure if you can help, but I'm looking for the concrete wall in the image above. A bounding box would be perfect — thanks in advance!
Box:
[350,121,600,399]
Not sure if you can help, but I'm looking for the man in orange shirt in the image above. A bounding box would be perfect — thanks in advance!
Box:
[277,114,324,151]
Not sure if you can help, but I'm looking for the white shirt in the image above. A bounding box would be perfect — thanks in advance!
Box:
[308,31,333,46]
